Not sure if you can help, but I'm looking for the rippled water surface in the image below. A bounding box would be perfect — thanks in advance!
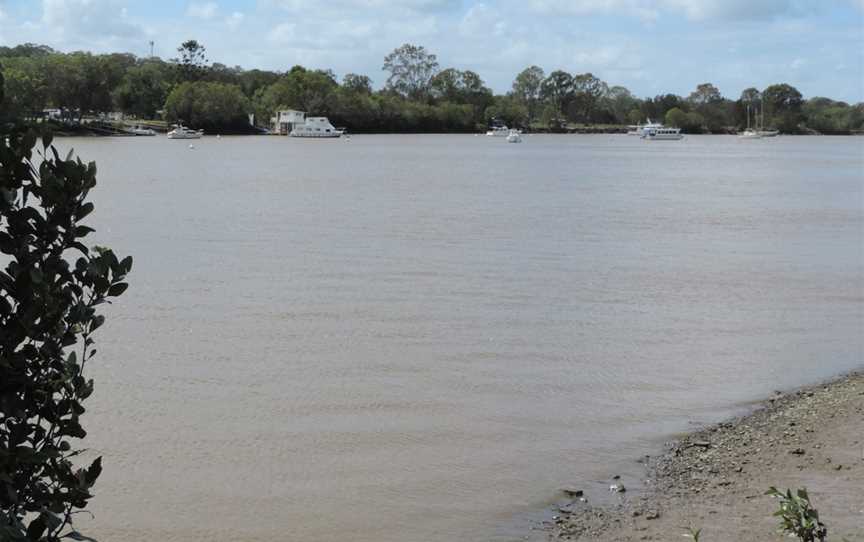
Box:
[57,134,862,541]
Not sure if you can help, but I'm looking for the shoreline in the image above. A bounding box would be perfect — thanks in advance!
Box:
[536,370,864,541]
[49,128,864,137]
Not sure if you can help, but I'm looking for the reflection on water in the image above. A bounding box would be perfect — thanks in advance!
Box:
[55,134,863,541]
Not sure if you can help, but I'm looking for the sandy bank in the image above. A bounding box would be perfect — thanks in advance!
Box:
[540,372,863,541]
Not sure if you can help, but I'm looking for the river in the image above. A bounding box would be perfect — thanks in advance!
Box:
[54,134,863,541]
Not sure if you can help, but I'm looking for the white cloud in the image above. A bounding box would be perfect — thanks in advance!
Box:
[525,0,827,21]
[40,0,144,40]
[187,2,219,19]
[459,3,508,36]
[267,0,458,12]
[526,0,661,21]
[225,11,244,29]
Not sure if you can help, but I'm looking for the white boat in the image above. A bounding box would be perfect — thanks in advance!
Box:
[758,130,779,138]
[486,126,509,137]
[289,116,343,138]
[167,124,203,139]
[738,105,762,139]
[128,125,156,136]
[642,127,683,140]
[627,119,663,136]
[486,119,510,137]
[506,129,522,143]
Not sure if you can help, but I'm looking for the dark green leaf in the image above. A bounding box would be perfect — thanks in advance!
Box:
[107,283,128,296]
[85,457,102,486]
[63,532,98,541]
[25,515,46,541]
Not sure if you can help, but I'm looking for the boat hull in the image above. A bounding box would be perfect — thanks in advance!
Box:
[289,132,343,138]
[645,135,684,140]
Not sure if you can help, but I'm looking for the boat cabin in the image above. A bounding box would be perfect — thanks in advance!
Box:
[271,110,307,135]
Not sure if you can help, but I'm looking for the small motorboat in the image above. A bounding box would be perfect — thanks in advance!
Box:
[128,125,157,136]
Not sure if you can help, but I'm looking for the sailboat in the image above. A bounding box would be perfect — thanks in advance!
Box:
[757,96,779,137]
[738,104,762,139]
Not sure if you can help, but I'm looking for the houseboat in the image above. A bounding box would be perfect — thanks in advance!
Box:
[271,110,343,138]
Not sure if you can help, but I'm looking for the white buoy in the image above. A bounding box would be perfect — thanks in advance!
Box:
[188,144,195,149]
[216,134,221,139]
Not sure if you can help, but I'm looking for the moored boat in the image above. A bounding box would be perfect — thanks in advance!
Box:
[289,116,343,138]
[627,119,663,136]
[167,124,203,139]
[486,118,509,137]
[128,125,157,136]
[271,110,342,138]
[642,126,683,140]
[738,104,762,140]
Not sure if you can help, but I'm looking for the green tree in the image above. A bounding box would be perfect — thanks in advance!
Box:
[255,66,339,121]
[642,93,685,124]
[571,72,608,123]
[382,44,439,101]
[739,87,760,108]
[763,83,803,133]
[165,81,251,129]
[342,73,373,95]
[539,70,573,126]
[687,83,727,132]
[688,82,722,106]
[237,69,279,99]
[511,65,545,123]
[0,44,56,59]
[172,40,209,82]
[0,58,50,120]
[0,63,5,120]
[665,106,703,132]
[802,97,856,134]
[0,127,132,541]
[484,94,528,129]
[429,68,463,102]
[605,86,637,124]
[113,59,172,119]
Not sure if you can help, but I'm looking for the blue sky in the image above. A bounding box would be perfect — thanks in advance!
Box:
[1,0,862,102]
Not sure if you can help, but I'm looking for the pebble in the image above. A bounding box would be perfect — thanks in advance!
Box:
[561,488,583,497]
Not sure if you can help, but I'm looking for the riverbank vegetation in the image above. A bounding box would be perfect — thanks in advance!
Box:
[1,69,132,538]
[1,41,862,134]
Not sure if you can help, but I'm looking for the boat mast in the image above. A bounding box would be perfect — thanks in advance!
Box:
[759,94,764,131]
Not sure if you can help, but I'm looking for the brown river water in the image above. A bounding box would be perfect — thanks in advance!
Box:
[48,134,862,541]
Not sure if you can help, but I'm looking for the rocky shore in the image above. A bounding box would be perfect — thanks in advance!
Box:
[541,371,863,541]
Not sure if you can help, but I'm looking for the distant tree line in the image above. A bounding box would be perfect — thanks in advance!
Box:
[1,41,862,134]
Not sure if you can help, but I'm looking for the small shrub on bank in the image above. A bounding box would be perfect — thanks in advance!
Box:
[766,486,827,542]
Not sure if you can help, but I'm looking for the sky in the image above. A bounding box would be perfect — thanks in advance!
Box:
[0,0,862,102]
